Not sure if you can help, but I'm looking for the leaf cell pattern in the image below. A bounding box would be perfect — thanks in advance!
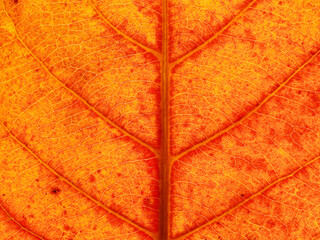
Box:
[1,0,320,239]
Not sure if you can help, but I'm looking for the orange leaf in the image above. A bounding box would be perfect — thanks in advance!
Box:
[1,0,320,239]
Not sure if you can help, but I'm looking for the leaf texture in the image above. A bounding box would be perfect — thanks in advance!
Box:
[1,0,320,239]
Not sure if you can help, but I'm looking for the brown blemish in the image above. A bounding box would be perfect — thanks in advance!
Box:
[143,198,153,208]
[50,187,61,195]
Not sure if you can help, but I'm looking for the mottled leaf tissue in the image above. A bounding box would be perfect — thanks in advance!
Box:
[1,0,320,239]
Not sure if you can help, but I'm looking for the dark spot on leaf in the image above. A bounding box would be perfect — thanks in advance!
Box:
[143,198,154,208]
[50,187,61,195]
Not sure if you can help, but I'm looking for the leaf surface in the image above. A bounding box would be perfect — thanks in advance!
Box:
[1,0,320,239]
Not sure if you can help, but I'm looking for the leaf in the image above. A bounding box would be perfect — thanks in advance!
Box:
[1,0,320,239]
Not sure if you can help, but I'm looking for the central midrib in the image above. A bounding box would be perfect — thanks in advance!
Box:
[160,0,170,238]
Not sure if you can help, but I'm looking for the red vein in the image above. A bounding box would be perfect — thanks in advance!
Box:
[160,0,170,238]
[175,154,320,239]
[172,47,320,163]
[0,121,156,239]
[169,0,258,68]
[0,202,43,239]
[88,0,161,59]
[2,4,159,158]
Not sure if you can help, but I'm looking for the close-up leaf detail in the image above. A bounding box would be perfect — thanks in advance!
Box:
[1,0,320,239]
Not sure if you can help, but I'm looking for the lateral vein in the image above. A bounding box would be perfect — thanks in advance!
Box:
[2,3,160,158]
[0,121,156,239]
[0,202,43,240]
[169,0,259,68]
[172,47,320,163]
[175,154,320,239]
[88,0,161,59]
